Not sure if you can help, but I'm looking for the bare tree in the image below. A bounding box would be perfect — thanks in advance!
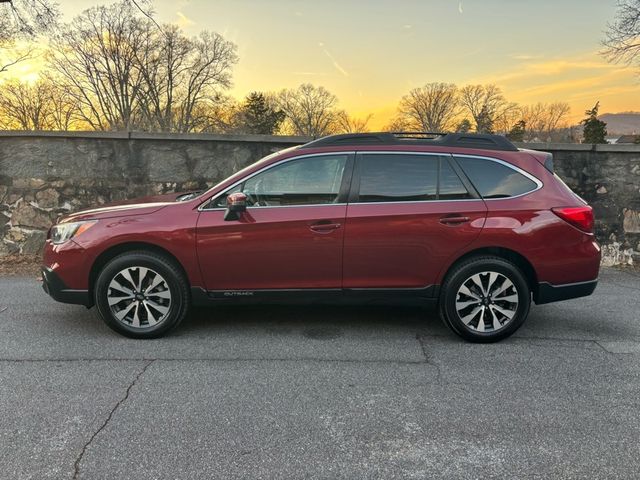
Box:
[46,83,81,130]
[47,1,238,132]
[519,102,570,141]
[492,102,520,134]
[134,25,238,132]
[173,31,238,132]
[0,0,58,73]
[545,102,571,133]
[274,84,339,137]
[460,84,510,133]
[0,0,58,42]
[335,110,372,133]
[188,95,240,133]
[602,0,640,67]
[0,77,80,130]
[47,1,149,130]
[396,83,460,132]
[133,23,189,131]
[383,116,410,132]
[0,79,52,129]
[0,48,33,74]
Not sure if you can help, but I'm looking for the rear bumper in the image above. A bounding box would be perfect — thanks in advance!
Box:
[534,279,598,305]
[41,267,92,307]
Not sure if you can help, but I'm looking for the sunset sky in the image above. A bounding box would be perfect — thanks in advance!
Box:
[9,0,640,129]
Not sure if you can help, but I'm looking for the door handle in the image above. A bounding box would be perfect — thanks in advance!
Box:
[309,221,341,233]
[439,215,470,225]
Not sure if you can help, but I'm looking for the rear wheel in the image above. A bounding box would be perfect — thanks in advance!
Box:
[94,251,190,338]
[439,256,531,342]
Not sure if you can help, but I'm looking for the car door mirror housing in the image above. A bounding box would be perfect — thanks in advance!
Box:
[224,192,247,221]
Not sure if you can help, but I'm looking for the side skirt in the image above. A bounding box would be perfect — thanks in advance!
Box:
[190,286,439,307]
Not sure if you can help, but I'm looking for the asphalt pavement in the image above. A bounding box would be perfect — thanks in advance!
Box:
[1,267,639,479]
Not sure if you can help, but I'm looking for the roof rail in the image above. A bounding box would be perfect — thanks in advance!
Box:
[300,132,518,152]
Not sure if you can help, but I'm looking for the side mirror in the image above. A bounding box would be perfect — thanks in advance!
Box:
[224,192,247,221]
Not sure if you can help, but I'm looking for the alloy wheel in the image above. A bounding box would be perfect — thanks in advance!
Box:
[454,271,519,333]
[107,266,172,328]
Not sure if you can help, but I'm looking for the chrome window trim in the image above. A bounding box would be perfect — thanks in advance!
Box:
[352,151,470,205]
[359,151,444,157]
[201,203,348,212]
[350,151,542,205]
[198,150,544,211]
[347,198,485,206]
[198,151,355,211]
[451,153,543,200]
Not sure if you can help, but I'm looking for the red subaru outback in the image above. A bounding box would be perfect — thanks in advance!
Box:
[41,133,600,342]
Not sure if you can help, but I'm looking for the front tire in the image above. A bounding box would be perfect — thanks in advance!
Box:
[94,251,190,339]
[439,256,531,343]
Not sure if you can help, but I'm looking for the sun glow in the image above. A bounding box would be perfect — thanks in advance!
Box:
[2,0,639,131]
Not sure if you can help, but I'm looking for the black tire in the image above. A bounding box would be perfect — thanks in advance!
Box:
[94,251,190,339]
[439,256,531,343]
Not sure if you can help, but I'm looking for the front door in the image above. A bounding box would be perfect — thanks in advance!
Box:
[196,153,353,291]
[342,152,487,290]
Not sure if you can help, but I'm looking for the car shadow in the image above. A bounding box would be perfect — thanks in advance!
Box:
[178,303,450,338]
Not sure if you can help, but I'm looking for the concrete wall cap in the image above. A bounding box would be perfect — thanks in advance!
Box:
[0,130,313,144]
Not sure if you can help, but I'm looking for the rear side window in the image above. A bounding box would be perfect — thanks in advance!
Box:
[440,159,472,200]
[358,154,438,202]
[356,154,471,202]
[454,156,538,199]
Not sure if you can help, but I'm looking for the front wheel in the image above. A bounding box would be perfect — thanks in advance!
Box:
[94,251,190,339]
[439,256,531,343]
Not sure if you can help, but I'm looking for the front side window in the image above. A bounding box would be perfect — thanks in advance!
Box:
[455,156,538,198]
[212,154,347,208]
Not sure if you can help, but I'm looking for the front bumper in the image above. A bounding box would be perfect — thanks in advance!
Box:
[41,267,92,307]
[534,279,598,305]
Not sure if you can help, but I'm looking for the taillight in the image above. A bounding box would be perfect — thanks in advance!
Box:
[552,206,594,233]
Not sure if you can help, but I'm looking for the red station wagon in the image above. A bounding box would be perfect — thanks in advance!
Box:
[41,133,601,342]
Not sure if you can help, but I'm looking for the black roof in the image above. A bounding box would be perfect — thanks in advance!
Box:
[300,132,518,152]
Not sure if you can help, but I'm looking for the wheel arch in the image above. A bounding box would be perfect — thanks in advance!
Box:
[440,247,539,295]
[89,242,190,299]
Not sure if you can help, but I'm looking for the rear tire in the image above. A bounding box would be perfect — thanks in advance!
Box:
[439,256,531,343]
[94,251,190,339]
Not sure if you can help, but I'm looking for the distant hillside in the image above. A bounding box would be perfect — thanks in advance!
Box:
[598,112,640,135]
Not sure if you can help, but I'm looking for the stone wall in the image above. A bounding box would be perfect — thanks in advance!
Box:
[0,132,639,265]
[0,132,305,256]
[525,143,640,266]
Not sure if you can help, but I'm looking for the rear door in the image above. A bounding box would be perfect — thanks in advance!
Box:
[342,152,487,290]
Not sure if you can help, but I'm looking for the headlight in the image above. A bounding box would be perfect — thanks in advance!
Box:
[49,221,97,245]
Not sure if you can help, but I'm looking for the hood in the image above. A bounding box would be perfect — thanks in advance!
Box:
[59,191,196,223]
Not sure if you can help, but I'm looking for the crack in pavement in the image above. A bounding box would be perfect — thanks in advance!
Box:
[0,357,427,364]
[415,334,443,384]
[72,359,154,480]
[2,335,639,365]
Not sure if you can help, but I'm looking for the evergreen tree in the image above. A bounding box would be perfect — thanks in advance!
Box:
[581,102,608,144]
[238,92,285,134]
[475,105,494,134]
[456,118,472,133]
[506,120,526,142]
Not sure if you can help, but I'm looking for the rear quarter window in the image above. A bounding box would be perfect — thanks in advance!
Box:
[454,156,539,199]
